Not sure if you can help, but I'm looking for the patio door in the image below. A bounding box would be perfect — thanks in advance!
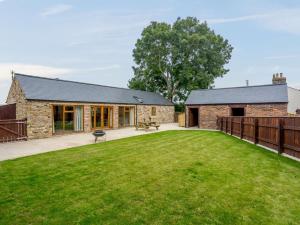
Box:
[103,107,113,128]
[53,105,83,134]
[118,106,135,127]
[91,106,113,129]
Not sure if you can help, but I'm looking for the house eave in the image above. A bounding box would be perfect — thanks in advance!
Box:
[25,98,174,106]
[185,102,288,106]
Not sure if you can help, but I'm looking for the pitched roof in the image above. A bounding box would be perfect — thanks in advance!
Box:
[14,73,173,106]
[186,84,289,105]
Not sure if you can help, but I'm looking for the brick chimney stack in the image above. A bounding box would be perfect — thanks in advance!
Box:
[272,73,287,85]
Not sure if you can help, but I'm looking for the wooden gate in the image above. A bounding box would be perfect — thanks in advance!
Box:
[0,119,27,142]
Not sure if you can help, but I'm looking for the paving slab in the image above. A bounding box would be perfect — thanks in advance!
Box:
[0,123,188,161]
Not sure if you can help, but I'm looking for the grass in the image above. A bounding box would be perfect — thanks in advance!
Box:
[0,130,300,225]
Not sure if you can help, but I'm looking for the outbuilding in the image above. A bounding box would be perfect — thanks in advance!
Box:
[185,74,300,129]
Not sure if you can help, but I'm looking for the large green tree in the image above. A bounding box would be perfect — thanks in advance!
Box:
[128,17,233,102]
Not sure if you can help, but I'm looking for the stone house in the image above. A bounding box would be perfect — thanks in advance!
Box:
[185,74,300,129]
[6,73,174,139]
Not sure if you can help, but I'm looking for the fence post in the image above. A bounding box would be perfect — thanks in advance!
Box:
[240,117,244,139]
[225,118,228,133]
[230,118,233,135]
[277,118,284,154]
[220,117,223,131]
[254,118,259,144]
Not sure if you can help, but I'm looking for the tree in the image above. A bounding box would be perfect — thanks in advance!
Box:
[128,17,233,102]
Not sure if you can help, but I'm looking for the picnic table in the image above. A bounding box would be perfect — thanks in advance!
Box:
[136,117,160,130]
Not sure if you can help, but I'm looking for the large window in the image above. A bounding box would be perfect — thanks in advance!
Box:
[91,106,113,129]
[53,105,83,133]
[119,106,135,127]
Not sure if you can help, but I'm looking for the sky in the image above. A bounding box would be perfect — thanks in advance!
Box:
[1,0,300,103]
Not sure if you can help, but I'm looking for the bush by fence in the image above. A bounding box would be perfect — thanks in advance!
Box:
[217,116,300,160]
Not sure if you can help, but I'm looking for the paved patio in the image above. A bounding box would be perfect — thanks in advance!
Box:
[0,123,188,161]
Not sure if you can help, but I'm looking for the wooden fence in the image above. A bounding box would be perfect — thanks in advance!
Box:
[0,104,16,120]
[217,116,300,160]
[0,119,27,143]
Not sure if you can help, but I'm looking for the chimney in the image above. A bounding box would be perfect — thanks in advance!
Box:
[272,73,287,85]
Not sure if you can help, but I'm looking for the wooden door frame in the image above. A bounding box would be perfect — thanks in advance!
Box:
[118,106,135,127]
[91,105,113,130]
[53,105,83,133]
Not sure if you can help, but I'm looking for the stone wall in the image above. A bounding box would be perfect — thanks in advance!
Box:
[6,79,27,120]
[83,105,91,132]
[137,105,174,123]
[26,101,52,139]
[112,105,119,129]
[25,103,174,139]
[186,103,288,130]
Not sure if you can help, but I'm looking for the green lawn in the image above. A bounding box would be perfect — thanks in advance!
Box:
[1,131,300,225]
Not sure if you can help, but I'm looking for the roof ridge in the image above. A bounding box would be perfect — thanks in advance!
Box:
[14,73,160,95]
[192,83,287,92]
[288,86,300,91]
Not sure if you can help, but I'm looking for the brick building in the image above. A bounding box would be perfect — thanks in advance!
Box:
[6,73,174,139]
[185,74,300,129]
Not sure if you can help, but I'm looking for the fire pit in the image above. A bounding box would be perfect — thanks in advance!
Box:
[92,130,106,143]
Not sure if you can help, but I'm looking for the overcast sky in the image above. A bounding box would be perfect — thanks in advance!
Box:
[1,0,300,103]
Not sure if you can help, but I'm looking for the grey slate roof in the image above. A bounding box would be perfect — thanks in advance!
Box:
[186,84,289,105]
[14,74,173,106]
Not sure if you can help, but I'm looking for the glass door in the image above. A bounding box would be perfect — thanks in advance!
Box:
[91,106,113,129]
[124,107,130,126]
[53,105,83,134]
[74,106,83,131]
[95,107,102,128]
[118,106,135,127]
[103,107,112,128]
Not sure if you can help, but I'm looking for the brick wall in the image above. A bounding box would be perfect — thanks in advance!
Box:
[186,103,288,130]
[245,104,288,117]
[199,105,231,129]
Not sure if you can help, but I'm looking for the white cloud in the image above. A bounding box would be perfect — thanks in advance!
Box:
[81,64,121,72]
[264,54,300,60]
[204,9,300,35]
[41,4,72,17]
[89,64,121,71]
[0,63,73,81]
[205,14,270,24]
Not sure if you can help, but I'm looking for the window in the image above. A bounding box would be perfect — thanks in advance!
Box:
[53,105,83,133]
[90,106,113,129]
[231,107,245,116]
[151,107,156,116]
[118,106,135,127]
[64,106,74,112]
